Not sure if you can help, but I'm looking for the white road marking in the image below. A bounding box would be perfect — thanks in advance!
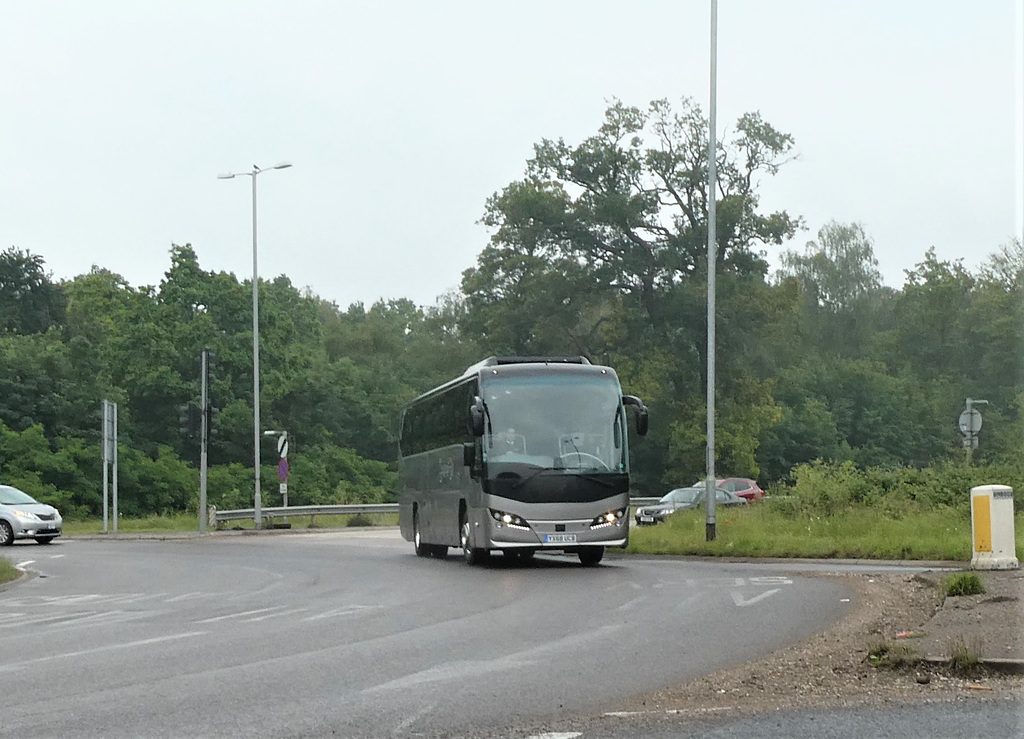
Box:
[525,733,583,739]
[366,624,621,693]
[0,593,161,607]
[389,702,437,735]
[164,591,210,603]
[0,610,98,629]
[101,592,171,605]
[50,554,65,559]
[605,707,735,717]
[0,631,207,672]
[0,610,152,632]
[303,605,377,621]
[730,588,781,607]
[49,594,111,605]
[366,656,536,693]
[15,560,34,569]
[195,606,286,623]
[614,594,648,612]
[244,607,309,622]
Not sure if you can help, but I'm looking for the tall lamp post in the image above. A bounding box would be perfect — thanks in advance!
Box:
[705,0,719,542]
[218,162,292,529]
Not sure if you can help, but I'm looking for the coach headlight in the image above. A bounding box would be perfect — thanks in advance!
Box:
[489,508,531,531]
[590,508,627,529]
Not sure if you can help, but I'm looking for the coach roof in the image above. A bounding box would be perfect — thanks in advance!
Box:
[461,355,590,377]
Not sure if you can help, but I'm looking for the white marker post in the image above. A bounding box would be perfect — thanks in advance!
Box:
[971,485,1019,570]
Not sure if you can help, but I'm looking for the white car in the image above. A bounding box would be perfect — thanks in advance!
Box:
[0,484,63,545]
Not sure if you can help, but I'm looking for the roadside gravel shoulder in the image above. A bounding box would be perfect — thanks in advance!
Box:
[614,570,1023,719]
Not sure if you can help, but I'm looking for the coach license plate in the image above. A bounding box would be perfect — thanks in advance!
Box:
[544,533,577,544]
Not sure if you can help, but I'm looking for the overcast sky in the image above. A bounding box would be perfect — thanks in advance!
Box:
[3,1,1022,310]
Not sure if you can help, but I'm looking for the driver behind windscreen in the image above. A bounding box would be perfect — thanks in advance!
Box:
[494,427,524,454]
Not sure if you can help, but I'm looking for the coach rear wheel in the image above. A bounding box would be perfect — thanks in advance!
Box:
[413,510,429,557]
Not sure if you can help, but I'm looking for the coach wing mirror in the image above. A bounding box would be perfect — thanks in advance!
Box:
[622,395,649,436]
[469,396,485,437]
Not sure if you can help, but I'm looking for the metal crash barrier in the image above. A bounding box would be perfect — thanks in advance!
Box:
[211,499,664,529]
[211,503,398,529]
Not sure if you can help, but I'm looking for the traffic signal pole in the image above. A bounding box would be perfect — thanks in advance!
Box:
[199,348,210,533]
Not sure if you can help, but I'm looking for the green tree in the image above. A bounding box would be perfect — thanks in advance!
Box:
[463,98,801,351]
[0,247,66,334]
[779,221,883,311]
[776,221,895,360]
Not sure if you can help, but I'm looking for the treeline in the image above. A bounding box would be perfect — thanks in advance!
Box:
[1,98,1021,517]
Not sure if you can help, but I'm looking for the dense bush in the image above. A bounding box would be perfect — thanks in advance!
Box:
[0,420,397,517]
[776,459,1024,518]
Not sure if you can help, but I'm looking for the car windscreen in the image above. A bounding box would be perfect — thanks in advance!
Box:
[0,486,39,505]
[662,487,700,504]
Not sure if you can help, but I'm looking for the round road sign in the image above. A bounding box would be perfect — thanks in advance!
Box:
[958,408,982,435]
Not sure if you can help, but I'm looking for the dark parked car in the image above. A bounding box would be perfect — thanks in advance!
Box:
[634,485,747,525]
[0,484,63,546]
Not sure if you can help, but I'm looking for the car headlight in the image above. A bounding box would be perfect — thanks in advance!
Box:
[590,508,627,529]
[12,509,41,522]
[489,508,531,530]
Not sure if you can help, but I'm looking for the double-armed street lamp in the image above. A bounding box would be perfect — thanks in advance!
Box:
[217,163,292,528]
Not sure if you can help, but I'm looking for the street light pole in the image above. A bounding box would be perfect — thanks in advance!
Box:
[218,162,292,529]
[705,0,719,542]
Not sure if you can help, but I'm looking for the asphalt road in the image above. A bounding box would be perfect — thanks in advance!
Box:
[0,529,855,738]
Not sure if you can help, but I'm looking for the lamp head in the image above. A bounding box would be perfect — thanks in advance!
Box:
[216,173,236,180]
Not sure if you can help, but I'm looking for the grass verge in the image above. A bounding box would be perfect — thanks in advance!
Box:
[0,557,20,585]
[627,504,1024,561]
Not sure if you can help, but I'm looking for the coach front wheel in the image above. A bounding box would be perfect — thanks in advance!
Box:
[578,546,604,566]
[461,516,489,566]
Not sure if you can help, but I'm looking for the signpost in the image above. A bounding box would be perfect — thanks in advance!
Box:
[265,430,289,506]
[101,400,118,533]
[959,398,989,462]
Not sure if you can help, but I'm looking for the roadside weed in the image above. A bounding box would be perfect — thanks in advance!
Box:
[866,640,921,669]
[941,572,986,597]
[948,636,984,672]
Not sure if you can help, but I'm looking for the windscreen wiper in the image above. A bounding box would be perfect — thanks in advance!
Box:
[509,466,553,490]
[571,473,620,489]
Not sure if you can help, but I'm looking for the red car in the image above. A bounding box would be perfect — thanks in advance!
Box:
[693,478,766,502]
